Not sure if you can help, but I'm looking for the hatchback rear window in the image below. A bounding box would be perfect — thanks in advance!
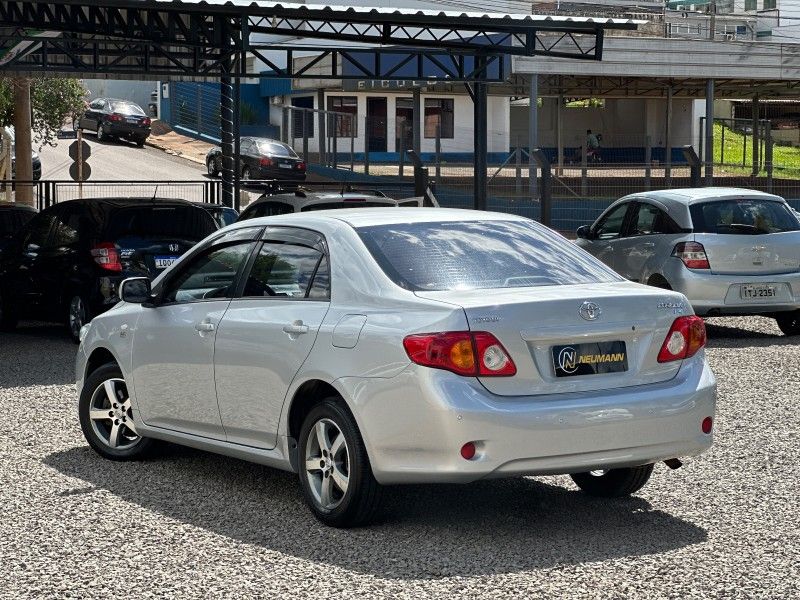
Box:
[357,220,620,291]
[106,206,215,241]
[302,201,395,212]
[690,199,800,234]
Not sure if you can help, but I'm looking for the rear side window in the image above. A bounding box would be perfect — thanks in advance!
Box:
[241,201,294,219]
[106,206,216,242]
[690,199,800,234]
[357,220,621,292]
[242,243,325,298]
[302,201,395,212]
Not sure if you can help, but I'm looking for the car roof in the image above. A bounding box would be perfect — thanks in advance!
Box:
[249,191,397,209]
[0,203,36,212]
[54,197,200,209]
[241,207,528,228]
[632,187,785,206]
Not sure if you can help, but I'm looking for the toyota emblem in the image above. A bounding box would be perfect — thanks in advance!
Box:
[579,301,601,321]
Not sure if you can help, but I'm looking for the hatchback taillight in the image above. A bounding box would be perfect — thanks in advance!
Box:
[657,316,706,363]
[403,331,516,377]
[673,242,710,270]
[91,242,122,272]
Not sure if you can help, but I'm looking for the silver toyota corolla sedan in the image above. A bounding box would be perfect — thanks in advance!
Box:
[76,208,716,527]
[576,188,800,336]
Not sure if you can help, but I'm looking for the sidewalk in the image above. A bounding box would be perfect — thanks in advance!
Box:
[146,121,214,166]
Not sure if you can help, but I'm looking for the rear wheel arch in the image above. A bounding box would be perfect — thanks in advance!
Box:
[286,379,349,443]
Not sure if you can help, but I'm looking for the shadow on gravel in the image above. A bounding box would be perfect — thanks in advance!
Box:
[703,322,794,350]
[0,324,76,388]
[45,445,707,578]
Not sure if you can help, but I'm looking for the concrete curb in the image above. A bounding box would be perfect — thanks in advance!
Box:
[145,138,206,166]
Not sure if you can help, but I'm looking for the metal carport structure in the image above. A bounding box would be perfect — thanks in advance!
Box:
[0,0,640,209]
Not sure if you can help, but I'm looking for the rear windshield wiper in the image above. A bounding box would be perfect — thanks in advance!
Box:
[716,223,770,234]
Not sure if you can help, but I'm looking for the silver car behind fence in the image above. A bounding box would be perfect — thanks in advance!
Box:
[76,209,716,527]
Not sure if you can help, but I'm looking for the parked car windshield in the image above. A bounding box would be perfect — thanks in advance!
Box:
[690,199,800,235]
[357,220,621,291]
[109,102,145,116]
[106,206,215,241]
[257,141,297,158]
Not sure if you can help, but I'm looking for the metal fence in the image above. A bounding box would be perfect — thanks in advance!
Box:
[1,180,223,210]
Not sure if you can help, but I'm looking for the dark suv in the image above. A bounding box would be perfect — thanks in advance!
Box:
[0,203,36,252]
[0,198,217,341]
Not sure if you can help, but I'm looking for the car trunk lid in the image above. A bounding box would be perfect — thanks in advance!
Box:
[416,282,687,397]
[695,231,800,276]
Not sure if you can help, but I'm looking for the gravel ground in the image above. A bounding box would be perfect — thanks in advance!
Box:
[0,316,798,599]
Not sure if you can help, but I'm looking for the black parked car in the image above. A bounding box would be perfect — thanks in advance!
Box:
[0,198,217,341]
[0,203,36,252]
[206,137,307,181]
[77,98,152,146]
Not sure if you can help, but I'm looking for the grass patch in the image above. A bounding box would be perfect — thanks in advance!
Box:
[714,122,800,179]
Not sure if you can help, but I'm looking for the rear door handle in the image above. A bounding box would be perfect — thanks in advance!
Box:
[195,321,215,333]
[283,321,309,335]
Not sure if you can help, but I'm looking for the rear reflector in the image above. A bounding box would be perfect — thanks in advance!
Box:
[702,416,713,434]
[403,331,516,377]
[91,242,122,272]
[673,241,710,270]
[657,316,706,363]
[460,442,477,460]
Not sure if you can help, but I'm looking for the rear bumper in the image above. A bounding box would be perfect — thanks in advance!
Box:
[254,166,306,181]
[106,123,151,139]
[663,258,800,315]
[338,356,716,485]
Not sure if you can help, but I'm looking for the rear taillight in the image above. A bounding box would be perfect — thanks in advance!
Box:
[108,113,123,122]
[91,242,122,272]
[296,162,306,171]
[260,157,274,167]
[403,331,516,377]
[657,316,706,363]
[143,117,151,126]
[673,242,710,270]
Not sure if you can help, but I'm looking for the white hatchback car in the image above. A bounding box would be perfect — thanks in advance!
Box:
[77,209,716,527]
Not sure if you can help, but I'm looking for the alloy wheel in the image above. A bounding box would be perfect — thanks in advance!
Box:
[242,166,250,180]
[304,418,350,510]
[97,124,105,141]
[88,378,140,450]
[69,296,86,340]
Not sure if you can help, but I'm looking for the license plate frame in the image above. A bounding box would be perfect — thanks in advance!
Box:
[154,256,179,270]
[740,283,778,300]
[552,341,628,378]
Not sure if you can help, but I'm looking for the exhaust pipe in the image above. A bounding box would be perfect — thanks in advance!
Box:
[664,458,683,470]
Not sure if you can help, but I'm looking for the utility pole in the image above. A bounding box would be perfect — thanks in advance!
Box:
[12,78,34,207]
[709,1,717,40]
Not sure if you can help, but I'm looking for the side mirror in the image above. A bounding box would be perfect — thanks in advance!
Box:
[120,277,153,305]
[576,225,592,240]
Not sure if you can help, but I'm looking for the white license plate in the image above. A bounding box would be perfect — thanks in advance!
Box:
[154,256,179,269]
[740,284,778,299]
[126,118,139,124]
[279,163,293,169]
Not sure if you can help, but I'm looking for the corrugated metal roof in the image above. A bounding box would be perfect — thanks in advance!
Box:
[98,0,645,28]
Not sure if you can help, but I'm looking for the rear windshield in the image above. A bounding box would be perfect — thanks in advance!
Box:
[0,210,34,236]
[106,206,215,241]
[357,220,620,291]
[109,102,145,116]
[302,201,395,212]
[690,199,800,234]
[257,141,297,158]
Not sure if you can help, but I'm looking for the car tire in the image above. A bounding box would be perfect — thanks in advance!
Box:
[135,137,145,148]
[67,294,90,344]
[79,363,156,461]
[97,123,106,142]
[297,398,382,528]
[775,310,800,336]
[570,464,654,498]
[0,288,19,332]
[207,156,220,177]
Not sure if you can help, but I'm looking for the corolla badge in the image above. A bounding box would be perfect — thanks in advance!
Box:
[579,301,601,321]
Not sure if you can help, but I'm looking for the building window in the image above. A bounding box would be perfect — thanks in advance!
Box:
[424,98,454,139]
[327,96,358,138]
[763,0,776,8]
[744,0,756,10]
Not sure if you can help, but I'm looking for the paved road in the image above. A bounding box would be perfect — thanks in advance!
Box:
[38,132,204,181]
[0,316,798,598]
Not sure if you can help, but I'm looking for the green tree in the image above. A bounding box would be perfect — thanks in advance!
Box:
[0,76,87,147]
